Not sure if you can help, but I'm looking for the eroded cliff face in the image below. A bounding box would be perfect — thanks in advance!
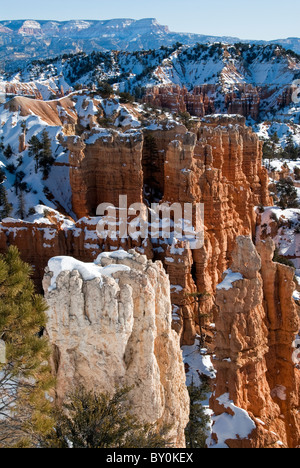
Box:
[67,131,144,219]
[0,111,271,346]
[144,85,215,118]
[210,236,300,448]
[1,90,299,447]
[257,238,300,448]
[43,250,189,448]
[160,115,271,343]
[63,114,271,345]
[144,85,261,120]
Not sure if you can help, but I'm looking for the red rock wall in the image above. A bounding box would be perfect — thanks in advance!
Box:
[160,116,271,343]
[211,236,300,448]
[67,131,144,219]
[143,85,215,117]
[144,84,262,120]
[0,115,271,345]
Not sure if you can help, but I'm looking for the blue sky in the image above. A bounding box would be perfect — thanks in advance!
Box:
[1,0,299,41]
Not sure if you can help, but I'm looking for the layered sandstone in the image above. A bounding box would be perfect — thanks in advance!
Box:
[160,115,271,343]
[210,236,300,448]
[0,112,271,346]
[224,85,260,120]
[1,80,71,100]
[257,238,300,448]
[144,85,215,117]
[1,81,299,448]
[67,130,144,219]
[43,250,190,448]
[76,115,271,345]
[0,214,154,292]
[144,84,262,120]
[4,95,77,126]
[277,86,295,109]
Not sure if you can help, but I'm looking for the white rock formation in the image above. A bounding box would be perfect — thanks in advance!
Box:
[43,249,189,447]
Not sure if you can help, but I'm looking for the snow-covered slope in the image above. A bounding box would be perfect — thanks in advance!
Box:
[3,43,300,124]
[1,43,300,224]
[2,18,300,71]
[5,43,300,91]
[0,99,72,217]
[0,91,171,222]
[0,18,239,70]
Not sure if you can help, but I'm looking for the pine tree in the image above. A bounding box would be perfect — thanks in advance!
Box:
[262,140,276,169]
[41,386,172,449]
[276,178,300,209]
[185,377,211,449]
[0,168,5,184]
[272,132,280,145]
[97,81,114,98]
[119,92,135,104]
[28,131,54,178]
[16,190,26,220]
[40,130,54,179]
[178,111,193,130]
[284,134,298,161]
[13,171,25,196]
[273,247,296,268]
[3,144,13,160]
[28,135,42,173]
[0,185,12,219]
[0,246,53,448]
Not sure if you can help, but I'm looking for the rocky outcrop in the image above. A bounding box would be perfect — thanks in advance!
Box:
[160,115,271,343]
[210,236,300,448]
[0,218,64,290]
[224,85,260,120]
[5,96,77,126]
[257,238,300,448]
[144,84,261,120]
[0,112,271,346]
[18,20,43,36]
[0,215,154,292]
[277,86,295,109]
[67,131,144,219]
[43,250,190,448]
[146,82,299,122]
[256,206,300,273]
[144,85,215,118]
[55,113,271,346]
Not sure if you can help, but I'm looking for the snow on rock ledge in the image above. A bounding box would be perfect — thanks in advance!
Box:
[47,250,132,291]
[216,269,244,291]
[208,394,257,449]
[43,249,189,448]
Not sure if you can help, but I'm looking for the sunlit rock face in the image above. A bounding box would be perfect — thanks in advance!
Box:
[43,250,190,448]
[210,236,300,448]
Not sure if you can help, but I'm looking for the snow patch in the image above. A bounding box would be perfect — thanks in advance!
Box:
[208,393,256,449]
[47,252,131,292]
[216,269,244,291]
